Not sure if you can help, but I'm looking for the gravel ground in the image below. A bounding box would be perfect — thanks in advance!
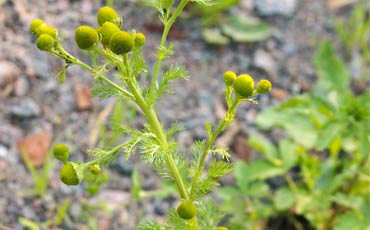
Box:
[0,0,358,229]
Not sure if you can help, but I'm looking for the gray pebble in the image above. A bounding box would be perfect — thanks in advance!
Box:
[253,49,277,77]
[254,0,299,17]
[7,98,41,119]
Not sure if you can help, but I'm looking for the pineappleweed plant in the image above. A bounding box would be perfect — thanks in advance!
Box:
[30,1,271,229]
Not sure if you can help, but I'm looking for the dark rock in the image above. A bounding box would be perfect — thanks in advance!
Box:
[110,160,134,176]
[153,199,166,216]
[7,98,41,119]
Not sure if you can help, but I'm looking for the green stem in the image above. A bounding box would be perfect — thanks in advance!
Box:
[148,0,190,97]
[190,99,240,197]
[121,56,189,200]
[53,45,134,99]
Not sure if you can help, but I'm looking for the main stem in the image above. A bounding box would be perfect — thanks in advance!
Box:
[121,57,189,200]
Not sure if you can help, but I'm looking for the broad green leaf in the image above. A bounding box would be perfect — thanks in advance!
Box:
[195,0,238,16]
[234,161,250,191]
[247,181,270,197]
[315,120,346,151]
[217,187,240,200]
[235,160,285,191]
[248,133,278,164]
[334,211,370,230]
[331,193,363,211]
[202,27,230,45]
[326,163,358,193]
[274,187,296,211]
[221,15,271,43]
[256,108,318,148]
[296,190,331,225]
[314,40,350,93]
[279,139,298,170]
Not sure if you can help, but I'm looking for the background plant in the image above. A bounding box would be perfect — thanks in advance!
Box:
[18,199,71,230]
[19,147,53,197]
[30,1,271,229]
[184,0,272,45]
[333,1,370,81]
[218,37,370,230]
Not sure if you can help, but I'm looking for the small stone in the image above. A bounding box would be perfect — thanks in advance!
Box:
[74,84,92,110]
[0,61,20,86]
[8,98,41,118]
[232,134,251,161]
[0,145,8,158]
[271,88,290,100]
[69,201,82,218]
[89,190,131,209]
[14,77,30,96]
[17,132,51,167]
[0,124,22,146]
[254,0,299,17]
[154,199,166,216]
[253,49,277,77]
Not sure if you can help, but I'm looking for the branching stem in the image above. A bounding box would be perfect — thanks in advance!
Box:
[190,98,240,197]
[149,0,190,97]
[120,56,189,200]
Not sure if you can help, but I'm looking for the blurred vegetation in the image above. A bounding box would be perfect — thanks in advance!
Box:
[18,199,71,230]
[333,1,370,81]
[20,148,53,197]
[189,0,272,45]
[219,3,370,230]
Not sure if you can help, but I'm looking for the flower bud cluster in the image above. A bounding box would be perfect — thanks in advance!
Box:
[223,70,272,98]
[30,19,58,51]
[31,6,146,55]
[73,6,145,54]
[53,144,101,186]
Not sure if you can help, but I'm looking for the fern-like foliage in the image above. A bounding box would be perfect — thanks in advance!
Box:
[149,64,188,105]
[92,78,125,100]
[197,198,225,229]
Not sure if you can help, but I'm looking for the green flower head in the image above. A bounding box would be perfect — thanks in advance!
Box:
[53,143,70,163]
[97,6,121,27]
[97,22,120,47]
[256,79,272,94]
[35,25,58,39]
[135,33,146,47]
[30,19,45,35]
[233,74,255,98]
[223,70,237,86]
[36,34,55,51]
[177,201,197,220]
[59,162,86,186]
[75,25,99,50]
[109,31,134,54]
